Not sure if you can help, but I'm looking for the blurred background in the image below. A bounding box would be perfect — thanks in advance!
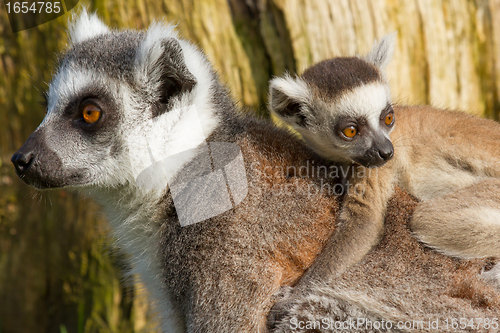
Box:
[1,0,500,332]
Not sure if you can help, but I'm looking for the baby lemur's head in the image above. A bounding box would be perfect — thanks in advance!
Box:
[269,33,397,168]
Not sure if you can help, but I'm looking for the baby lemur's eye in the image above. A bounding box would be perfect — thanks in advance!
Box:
[384,112,394,126]
[82,104,102,124]
[342,126,357,138]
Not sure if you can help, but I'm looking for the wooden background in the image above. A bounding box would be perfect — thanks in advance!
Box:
[1,0,499,332]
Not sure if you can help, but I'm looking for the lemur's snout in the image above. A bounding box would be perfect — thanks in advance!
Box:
[378,144,394,161]
[355,138,394,168]
[374,135,394,162]
[11,129,75,189]
[11,151,35,175]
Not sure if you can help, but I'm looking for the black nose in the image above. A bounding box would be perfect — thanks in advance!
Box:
[11,152,35,175]
[378,147,394,161]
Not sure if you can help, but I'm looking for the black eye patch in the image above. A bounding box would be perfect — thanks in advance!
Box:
[335,114,375,142]
[379,103,394,120]
[61,86,113,118]
[52,85,120,136]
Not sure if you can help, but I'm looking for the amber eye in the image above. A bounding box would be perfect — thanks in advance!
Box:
[384,112,394,126]
[82,104,101,124]
[342,126,357,138]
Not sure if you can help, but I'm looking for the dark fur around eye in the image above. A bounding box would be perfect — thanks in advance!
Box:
[379,103,394,120]
[336,117,359,139]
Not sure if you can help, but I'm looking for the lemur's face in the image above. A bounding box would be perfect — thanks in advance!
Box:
[12,13,215,190]
[305,81,394,168]
[270,34,397,167]
[271,78,394,167]
[11,31,140,189]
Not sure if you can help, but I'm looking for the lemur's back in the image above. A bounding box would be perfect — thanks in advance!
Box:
[392,105,500,200]
[272,188,500,333]
[158,114,340,330]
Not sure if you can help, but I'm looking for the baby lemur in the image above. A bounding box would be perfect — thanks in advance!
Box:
[270,33,500,295]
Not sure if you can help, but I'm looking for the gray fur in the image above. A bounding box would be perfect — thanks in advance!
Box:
[63,31,144,81]
[364,32,397,72]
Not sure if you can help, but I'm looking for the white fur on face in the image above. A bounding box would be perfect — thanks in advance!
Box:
[46,68,97,116]
[332,81,391,129]
[43,68,128,187]
[322,81,392,158]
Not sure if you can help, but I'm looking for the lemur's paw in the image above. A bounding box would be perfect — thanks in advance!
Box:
[267,286,302,331]
[268,288,337,333]
[268,285,397,332]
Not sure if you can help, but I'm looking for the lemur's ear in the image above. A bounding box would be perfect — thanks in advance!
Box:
[269,76,310,127]
[136,26,197,117]
[68,9,110,45]
[364,32,397,71]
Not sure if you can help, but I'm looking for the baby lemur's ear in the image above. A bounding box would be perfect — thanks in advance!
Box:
[269,75,311,128]
[135,24,197,116]
[68,9,110,45]
[363,32,397,71]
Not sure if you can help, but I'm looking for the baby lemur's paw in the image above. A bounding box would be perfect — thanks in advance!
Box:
[268,285,320,331]
[267,286,296,331]
[268,285,396,333]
